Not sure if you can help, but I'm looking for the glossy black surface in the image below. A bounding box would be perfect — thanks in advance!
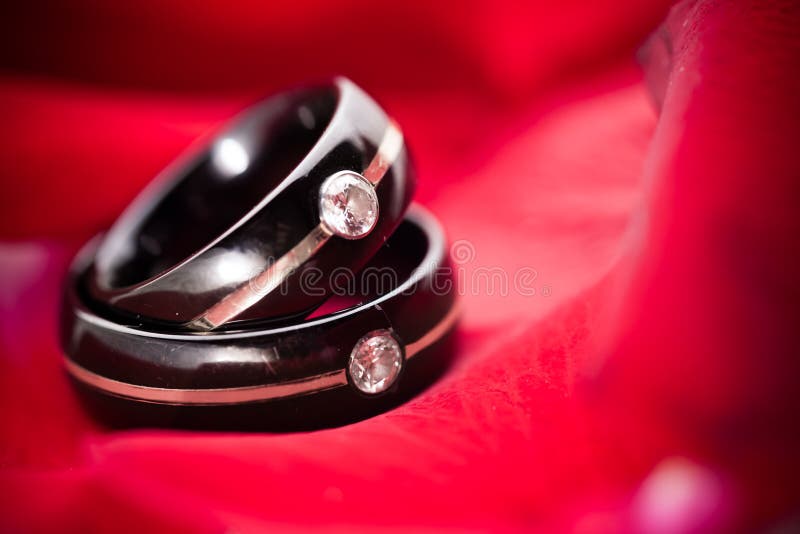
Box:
[62,210,456,395]
[70,332,457,432]
[86,77,415,326]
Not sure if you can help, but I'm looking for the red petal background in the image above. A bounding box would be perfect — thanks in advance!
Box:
[1,0,798,531]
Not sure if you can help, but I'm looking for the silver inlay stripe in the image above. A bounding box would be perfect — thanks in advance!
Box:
[189,121,404,331]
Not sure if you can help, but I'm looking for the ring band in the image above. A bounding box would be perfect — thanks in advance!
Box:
[62,206,457,405]
[86,77,415,329]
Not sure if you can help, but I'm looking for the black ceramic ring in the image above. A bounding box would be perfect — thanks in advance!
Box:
[85,77,414,330]
[62,207,457,405]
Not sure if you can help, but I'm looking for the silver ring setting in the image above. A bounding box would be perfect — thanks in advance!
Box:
[319,171,380,240]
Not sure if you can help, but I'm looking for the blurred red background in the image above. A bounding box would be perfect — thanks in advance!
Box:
[1,0,799,531]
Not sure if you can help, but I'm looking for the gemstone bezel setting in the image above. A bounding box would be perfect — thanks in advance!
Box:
[318,171,379,240]
[347,329,405,395]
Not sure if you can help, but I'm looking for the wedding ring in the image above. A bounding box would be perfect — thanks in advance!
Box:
[86,77,414,330]
[62,207,457,405]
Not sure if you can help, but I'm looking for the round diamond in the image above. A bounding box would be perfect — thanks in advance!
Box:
[348,330,404,395]
[319,171,379,239]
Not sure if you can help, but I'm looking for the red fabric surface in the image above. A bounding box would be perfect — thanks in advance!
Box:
[1,0,799,531]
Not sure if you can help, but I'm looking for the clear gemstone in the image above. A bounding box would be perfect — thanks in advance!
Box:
[319,171,379,239]
[348,330,404,395]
